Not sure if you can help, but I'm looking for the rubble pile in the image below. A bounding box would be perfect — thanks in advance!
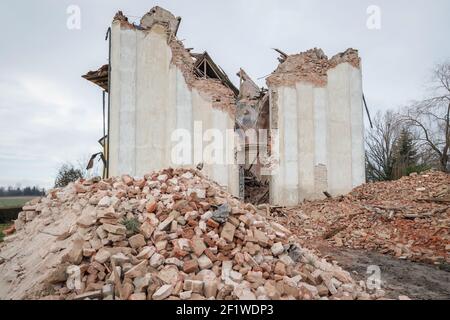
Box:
[1,168,384,300]
[274,171,450,265]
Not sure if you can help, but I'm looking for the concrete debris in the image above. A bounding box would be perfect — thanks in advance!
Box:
[152,284,173,300]
[271,242,285,256]
[140,6,181,36]
[274,171,450,265]
[211,203,231,224]
[0,168,394,300]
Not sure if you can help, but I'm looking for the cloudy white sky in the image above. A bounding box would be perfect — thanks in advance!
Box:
[0,0,449,189]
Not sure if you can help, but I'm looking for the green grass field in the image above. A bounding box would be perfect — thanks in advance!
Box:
[0,223,11,242]
[0,197,36,209]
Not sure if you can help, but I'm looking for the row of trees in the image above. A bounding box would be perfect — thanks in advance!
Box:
[0,186,45,197]
[366,62,450,181]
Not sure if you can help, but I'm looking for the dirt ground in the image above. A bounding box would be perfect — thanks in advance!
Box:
[315,243,450,300]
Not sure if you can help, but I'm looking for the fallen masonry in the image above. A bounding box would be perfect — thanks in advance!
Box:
[0,168,403,300]
[273,171,450,265]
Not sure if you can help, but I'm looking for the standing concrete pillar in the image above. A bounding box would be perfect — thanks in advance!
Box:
[267,49,365,206]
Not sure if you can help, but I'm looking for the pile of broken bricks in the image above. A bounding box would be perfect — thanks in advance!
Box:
[273,171,450,265]
[0,168,393,300]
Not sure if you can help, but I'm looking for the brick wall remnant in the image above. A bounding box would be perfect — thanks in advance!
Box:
[112,11,135,30]
[168,40,236,117]
[267,48,361,88]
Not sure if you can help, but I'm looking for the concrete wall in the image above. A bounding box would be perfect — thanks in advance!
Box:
[109,22,238,195]
[269,63,365,205]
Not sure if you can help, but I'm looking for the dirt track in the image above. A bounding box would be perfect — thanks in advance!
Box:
[318,245,450,300]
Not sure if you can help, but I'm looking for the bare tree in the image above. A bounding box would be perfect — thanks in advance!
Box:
[401,62,450,172]
[365,110,400,181]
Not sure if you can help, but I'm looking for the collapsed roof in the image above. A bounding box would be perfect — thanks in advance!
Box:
[192,52,239,96]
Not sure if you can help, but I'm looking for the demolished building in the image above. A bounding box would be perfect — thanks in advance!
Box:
[83,6,366,206]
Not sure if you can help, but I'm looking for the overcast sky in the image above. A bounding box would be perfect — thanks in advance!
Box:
[0,0,449,189]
